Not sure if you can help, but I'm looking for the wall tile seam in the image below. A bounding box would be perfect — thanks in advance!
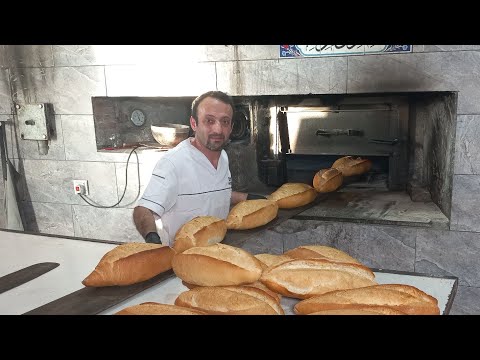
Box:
[4,65,108,70]
[18,158,134,164]
[453,173,480,176]
[445,228,480,235]
[22,199,134,209]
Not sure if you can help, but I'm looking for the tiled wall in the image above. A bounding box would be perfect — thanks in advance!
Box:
[0,45,479,312]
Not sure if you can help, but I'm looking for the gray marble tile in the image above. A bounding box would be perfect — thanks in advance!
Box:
[239,230,284,255]
[197,45,235,62]
[237,46,279,60]
[0,68,11,114]
[275,219,337,252]
[21,201,74,236]
[420,45,480,52]
[0,174,3,200]
[15,114,65,160]
[0,210,5,229]
[416,228,480,286]
[348,51,480,114]
[454,115,480,175]
[105,63,217,97]
[115,154,161,209]
[449,285,480,315]
[54,45,202,66]
[216,57,347,96]
[335,223,417,272]
[10,66,106,115]
[197,45,272,62]
[21,159,118,205]
[1,45,54,68]
[450,175,480,232]
[72,204,143,242]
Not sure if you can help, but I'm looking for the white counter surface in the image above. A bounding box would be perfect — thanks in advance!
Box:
[0,229,458,315]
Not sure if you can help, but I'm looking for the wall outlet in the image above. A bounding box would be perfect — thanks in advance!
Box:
[73,180,89,195]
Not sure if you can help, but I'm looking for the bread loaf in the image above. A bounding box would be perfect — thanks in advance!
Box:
[173,216,227,253]
[175,286,285,315]
[172,243,264,286]
[294,284,440,315]
[244,281,282,303]
[255,253,293,268]
[332,156,372,177]
[313,168,343,193]
[267,183,317,209]
[260,258,377,299]
[284,245,361,265]
[82,243,175,287]
[226,199,279,230]
[308,306,406,315]
[115,302,207,315]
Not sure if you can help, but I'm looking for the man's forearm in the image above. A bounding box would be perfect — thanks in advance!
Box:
[231,191,248,205]
[133,206,158,238]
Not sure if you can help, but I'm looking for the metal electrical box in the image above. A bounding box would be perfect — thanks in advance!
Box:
[16,103,54,141]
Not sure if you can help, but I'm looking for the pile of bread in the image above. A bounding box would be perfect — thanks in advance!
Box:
[82,241,440,315]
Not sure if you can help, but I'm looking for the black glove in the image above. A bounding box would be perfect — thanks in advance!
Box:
[247,193,267,200]
[145,232,162,244]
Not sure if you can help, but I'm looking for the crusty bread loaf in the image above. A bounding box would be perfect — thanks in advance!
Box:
[226,199,279,230]
[308,306,406,315]
[294,284,440,315]
[260,258,377,299]
[267,183,317,209]
[173,216,227,253]
[255,253,293,268]
[313,168,343,193]
[175,286,285,315]
[284,245,361,265]
[115,302,207,315]
[332,156,372,177]
[82,243,175,287]
[244,281,282,303]
[172,243,264,286]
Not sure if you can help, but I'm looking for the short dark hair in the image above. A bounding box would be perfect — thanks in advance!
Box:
[191,90,235,122]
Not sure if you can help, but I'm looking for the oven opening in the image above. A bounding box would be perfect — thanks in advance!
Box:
[241,92,457,229]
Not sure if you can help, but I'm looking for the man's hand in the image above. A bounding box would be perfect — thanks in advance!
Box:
[145,232,162,244]
[247,193,267,200]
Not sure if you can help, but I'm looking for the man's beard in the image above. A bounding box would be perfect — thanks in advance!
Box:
[205,135,228,151]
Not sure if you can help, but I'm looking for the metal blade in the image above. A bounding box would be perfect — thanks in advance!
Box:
[0,262,60,295]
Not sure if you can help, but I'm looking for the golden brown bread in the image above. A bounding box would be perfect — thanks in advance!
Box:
[313,168,343,193]
[82,243,175,287]
[173,216,227,253]
[255,253,293,268]
[172,243,264,286]
[175,286,285,315]
[284,245,362,265]
[244,280,283,303]
[260,258,377,299]
[308,306,406,315]
[267,183,317,209]
[331,156,372,177]
[294,284,440,315]
[226,199,279,230]
[115,302,207,315]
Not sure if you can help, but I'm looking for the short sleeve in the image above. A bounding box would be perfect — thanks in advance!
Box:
[136,157,178,216]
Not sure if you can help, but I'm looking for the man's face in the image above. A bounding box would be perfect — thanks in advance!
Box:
[190,97,233,152]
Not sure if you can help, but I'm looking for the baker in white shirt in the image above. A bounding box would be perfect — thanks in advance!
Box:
[133,91,265,246]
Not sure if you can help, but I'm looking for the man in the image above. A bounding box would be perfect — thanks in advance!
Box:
[133,90,264,246]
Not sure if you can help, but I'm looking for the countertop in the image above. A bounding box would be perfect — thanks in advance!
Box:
[0,229,458,315]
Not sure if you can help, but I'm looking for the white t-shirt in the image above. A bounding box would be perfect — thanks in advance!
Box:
[136,138,232,246]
